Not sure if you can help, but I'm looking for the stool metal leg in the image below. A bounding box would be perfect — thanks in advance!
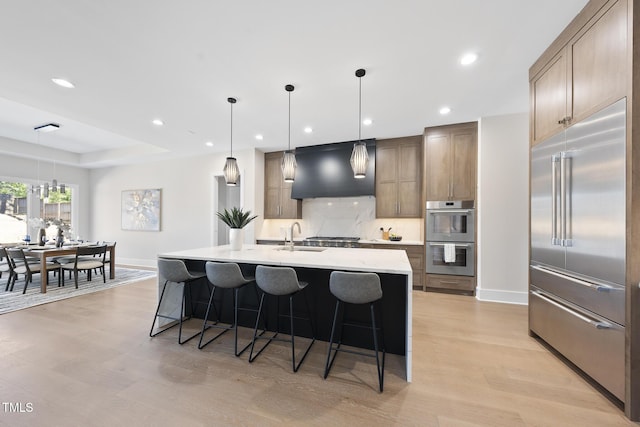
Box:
[324,300,342,378]
[324,299,386,392]
[150,280,171,337]
[370,302,385,392]
[249,293,272,363]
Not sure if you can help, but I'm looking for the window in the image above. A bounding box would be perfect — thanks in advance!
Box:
[0,180,74,243]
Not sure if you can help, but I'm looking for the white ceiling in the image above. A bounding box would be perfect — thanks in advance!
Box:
[0,0,589,168]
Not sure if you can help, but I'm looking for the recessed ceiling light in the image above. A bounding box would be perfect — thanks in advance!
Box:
[152,119,164,126]
[205,141,213,147]
[439,106,451,115]
[255,134,263,140]
[304,127,313,133]
[363,118,373,126]
[460,52,478,66]
[51,78,75,88]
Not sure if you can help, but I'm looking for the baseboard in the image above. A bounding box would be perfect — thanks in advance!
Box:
[117,257,156,269]
[475,288,528,305]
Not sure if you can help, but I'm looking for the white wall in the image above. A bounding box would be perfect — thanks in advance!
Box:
[89,148,261,267]
[477,113,529,304]
[0,152,91,239]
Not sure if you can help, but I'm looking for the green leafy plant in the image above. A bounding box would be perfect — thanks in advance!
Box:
[216,207,258,229]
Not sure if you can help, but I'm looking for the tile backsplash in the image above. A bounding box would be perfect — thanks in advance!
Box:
[260,196,422,241]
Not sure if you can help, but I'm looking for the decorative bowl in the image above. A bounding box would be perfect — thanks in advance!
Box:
[389,235,402,242]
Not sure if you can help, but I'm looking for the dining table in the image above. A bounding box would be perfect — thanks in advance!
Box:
[24,244,116,293]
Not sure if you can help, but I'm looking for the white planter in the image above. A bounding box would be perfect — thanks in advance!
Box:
[229,228,243,251]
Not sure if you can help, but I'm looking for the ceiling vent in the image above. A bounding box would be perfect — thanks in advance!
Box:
[34,123,61,132]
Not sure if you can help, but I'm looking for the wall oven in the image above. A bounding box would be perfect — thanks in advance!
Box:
[425,241,475,276]
[425,200,475,242]
[425,200,476,277]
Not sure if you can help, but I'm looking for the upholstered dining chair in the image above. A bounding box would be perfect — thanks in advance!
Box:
[5,248,61,294]
[60,245,107,288]
[0,247,16,291]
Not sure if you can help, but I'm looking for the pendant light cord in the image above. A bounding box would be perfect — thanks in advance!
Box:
[288,90,291,150]
[358,75,362,142]
[230,101,233,157]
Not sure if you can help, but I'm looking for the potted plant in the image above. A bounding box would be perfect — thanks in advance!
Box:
[216,207,258,250]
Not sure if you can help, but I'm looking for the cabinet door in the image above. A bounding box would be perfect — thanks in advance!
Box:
[425,133,451,201]
[376,143,399,217]
[397,141,422,217]
[450,129,477,201]
[531,50,569,145]
[280,179,301,219]
[571,0,627,122]
[264,153,282,219]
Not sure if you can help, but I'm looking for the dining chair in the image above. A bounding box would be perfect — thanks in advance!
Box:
[60,245,107,288]
[0,247,16,291]
[5,248,61,294]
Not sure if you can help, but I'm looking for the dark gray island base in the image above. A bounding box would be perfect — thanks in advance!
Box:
[157,244,413,381]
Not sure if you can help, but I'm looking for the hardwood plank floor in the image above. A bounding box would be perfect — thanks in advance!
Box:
[0,277,634,426]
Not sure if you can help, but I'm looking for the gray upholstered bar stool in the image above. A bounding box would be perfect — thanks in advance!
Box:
[249,265,316,372]
[198,262,265,356]
[324,271,385,392]
[150,258,208,345]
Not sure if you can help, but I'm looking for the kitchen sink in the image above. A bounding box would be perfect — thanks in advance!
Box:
[274,246,327,252]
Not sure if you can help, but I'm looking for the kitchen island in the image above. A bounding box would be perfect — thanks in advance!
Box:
[157,244,413,381]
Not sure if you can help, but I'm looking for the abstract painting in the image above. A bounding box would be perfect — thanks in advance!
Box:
[121,189,161,231]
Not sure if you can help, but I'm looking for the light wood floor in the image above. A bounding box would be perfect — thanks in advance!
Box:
[0,277,635,426]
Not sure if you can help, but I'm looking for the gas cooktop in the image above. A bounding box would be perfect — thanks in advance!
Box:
[303,236,360,247]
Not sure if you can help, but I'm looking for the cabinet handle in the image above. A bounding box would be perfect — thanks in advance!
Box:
[557,116,572,125]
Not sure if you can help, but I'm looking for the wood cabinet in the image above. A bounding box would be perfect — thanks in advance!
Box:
[424,122,477,202]
[264,151,301,219]
[530,0,627,145]
[361,243,424,290]
[375,136,422,218]
[425,274,475,295]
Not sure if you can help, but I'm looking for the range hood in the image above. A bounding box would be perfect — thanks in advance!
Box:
[291,139,376,199]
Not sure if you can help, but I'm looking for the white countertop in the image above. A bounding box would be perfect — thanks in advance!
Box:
[158,244,412,275]
[256,237,424,245]
[359,239,424,245]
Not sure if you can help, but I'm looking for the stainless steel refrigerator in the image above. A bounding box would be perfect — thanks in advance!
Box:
[530,98,626,401]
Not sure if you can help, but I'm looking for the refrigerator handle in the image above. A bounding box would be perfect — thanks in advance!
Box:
[531,290,612,330]
[551,154,560,245]
[560,151,572,247]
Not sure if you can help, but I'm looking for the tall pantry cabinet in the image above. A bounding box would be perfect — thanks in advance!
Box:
[423,122,477,202]
[529,0,640,419]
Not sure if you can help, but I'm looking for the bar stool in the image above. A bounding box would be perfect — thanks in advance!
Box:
[249,265,316,372]
[198,262,265,356]
[324,271,385,392]
[150,258,208,345]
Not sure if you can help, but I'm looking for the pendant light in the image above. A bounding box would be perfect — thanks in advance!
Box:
[34,123,67,195]
[281,84,296,182]
[223,97,240,186]
[350,68,368,179]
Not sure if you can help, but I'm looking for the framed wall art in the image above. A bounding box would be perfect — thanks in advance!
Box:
[121,189,161,231]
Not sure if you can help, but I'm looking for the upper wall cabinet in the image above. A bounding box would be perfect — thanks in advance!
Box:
[264,151,302,219]
[424,122,477,202]
[375,136,423,218]
[530,0,627,145]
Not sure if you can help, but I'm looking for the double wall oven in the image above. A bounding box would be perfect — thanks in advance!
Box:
[425,200,475,277]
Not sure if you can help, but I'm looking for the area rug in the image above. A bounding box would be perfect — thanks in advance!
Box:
[0,267,157,315]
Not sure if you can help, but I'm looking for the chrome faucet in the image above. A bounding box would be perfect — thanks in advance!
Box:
[287,221,301,250]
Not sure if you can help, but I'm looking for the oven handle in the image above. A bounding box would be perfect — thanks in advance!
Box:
[428,210,473,215]
[428,242,471,247]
